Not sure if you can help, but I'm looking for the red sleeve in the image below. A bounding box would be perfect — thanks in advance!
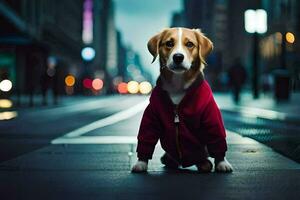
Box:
[201,95,227,159]
[136,102,161,160]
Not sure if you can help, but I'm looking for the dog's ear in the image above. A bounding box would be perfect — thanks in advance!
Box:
[193,29,213,65]
[147,32,163,63]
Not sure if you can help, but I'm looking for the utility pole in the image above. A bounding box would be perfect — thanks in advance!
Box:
[252,32,259,99]
[244,9,267,99]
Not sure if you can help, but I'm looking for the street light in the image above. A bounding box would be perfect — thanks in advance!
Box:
[285,32,295,44]
[244,9,267,99]
[81,47,95,61]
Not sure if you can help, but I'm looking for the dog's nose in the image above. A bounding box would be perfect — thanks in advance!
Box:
[173,53,184,64]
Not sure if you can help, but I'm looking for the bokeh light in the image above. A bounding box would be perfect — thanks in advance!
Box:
[0,79,12,92]
[0,99,13,108]
[0,111,17,120]
[65,75,76,86]
[286,32,295,44]
[117,82,128,94]
[81,47,95,61]
[83,78,92,89]
[139,81,152,94]
[127,81,139,94]
[92,78,103,90]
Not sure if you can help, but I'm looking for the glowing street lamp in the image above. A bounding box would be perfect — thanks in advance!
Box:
[286,32,295,44]
[244,9,267,34]
[81,47,95,61]
[244,9,267,99]
[0,79,13,92]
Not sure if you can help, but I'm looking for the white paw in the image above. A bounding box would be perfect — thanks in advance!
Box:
[131,161,148,173]
[215,158,233,173]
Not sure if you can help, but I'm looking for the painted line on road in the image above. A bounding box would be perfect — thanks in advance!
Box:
[52,136,137,144]
[27,96,131,116]
[51,99,148,144]
[51,129,258,145]
[221,105,287,121]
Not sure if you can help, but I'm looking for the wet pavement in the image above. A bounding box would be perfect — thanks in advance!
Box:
[0,94,300,199]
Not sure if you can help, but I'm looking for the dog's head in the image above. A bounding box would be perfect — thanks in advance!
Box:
[148,27,213,74]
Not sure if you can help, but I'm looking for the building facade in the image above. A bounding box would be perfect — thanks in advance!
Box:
[173,0,299,91]
[0,0,83,99]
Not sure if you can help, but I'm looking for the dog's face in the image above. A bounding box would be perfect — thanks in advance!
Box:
[148,27,213,74]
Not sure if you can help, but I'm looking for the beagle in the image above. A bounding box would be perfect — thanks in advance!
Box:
[132,27,232,173]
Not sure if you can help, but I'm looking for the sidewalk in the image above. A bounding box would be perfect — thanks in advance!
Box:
[0,130,300,199]
[215,91,300,165]
[214,91,300,121]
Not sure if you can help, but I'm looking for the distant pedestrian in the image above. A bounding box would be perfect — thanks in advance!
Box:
[27,51,42,107]
[262,73,273,96]
[228,58,247,103]
[41,57,59,105]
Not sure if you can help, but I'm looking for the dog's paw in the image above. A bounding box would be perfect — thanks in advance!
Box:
[196,159,213,173]
[131,161,148,173]
[215,158,233,173]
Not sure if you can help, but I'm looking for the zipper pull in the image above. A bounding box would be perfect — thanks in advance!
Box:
[174,114,179,123]
[174,106,180,123]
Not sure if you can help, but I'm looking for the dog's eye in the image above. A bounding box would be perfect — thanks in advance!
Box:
[186,42,194,48]
[165,41,174,48]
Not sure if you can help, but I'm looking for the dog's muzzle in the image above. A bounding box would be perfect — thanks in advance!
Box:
[173,53,184,64]
[169,65,187,71]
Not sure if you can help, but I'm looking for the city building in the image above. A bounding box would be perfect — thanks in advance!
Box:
[173,0,300,92]
[0,0,127,97]
[0,0,83,100]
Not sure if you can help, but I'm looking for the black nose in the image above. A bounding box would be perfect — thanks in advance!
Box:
[173,53,184,64]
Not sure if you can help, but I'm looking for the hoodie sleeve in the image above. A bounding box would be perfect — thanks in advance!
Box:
[201,95,227,159]
[136,102,161,160]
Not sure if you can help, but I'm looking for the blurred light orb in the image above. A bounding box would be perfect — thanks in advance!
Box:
[127,81,139,94]
[83,78,93,89]
[0,99,13,108]
[0,79,12,92]
[65,75,75,86]
[81,47,95,61]
[244,9,267,34]
[0,111,17,120]
[117,82,128,94]
[286,32,295,44]
[92,78,103,90]
[139,81,152,94]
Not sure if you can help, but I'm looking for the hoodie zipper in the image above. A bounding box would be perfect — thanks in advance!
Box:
[174,105,182,161]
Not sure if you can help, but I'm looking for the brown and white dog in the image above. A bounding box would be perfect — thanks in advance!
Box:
[132,27,232,173]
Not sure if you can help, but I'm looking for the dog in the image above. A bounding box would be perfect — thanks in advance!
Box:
[132,27,232,173]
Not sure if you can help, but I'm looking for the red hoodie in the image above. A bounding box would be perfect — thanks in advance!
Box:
[136,79,227,167]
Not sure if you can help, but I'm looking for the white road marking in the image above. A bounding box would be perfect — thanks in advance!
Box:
[51,99,148,144]
[28,96,131,116]
[51,129,257,145]
[52,136,137,144]
[221,105,287,120]
[225,130,259,144]
[237,106,286,120]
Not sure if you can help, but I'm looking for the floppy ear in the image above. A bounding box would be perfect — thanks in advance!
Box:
[193,29,213,65]
[147,32,162,63]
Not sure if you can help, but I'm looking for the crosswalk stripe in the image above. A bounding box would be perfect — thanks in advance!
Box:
[51,99,148,144]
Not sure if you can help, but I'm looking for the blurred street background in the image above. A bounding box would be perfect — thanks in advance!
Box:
[1,0,300,199]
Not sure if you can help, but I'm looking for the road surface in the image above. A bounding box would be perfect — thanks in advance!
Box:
[1,95,300,200]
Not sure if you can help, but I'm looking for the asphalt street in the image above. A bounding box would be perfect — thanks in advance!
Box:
[1,95,300,200]
[0,95,145,162]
